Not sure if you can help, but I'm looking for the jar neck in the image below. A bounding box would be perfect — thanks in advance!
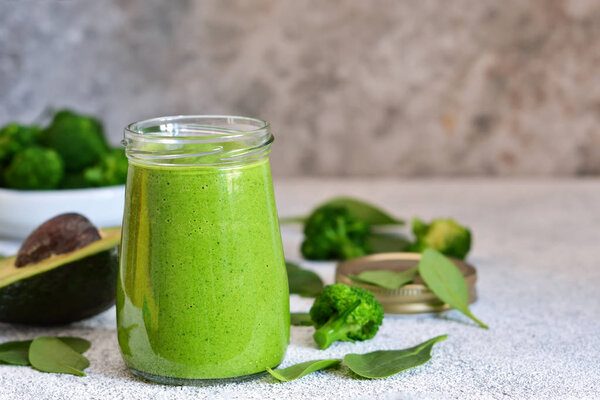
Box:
[123,115,273,167]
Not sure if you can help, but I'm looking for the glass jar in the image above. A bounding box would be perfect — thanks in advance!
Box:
[116,116,289,384]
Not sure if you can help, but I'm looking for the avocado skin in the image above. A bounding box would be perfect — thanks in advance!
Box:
[0,247,118,325]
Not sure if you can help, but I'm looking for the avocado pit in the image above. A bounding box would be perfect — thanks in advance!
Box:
[15,213,101,267]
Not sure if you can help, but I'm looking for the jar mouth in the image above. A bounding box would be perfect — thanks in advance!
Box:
[123,115,273,167]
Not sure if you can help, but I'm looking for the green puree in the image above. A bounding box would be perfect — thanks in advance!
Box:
[116,158,289,380]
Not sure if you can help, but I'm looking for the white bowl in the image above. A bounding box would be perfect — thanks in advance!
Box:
[0,185,125,241]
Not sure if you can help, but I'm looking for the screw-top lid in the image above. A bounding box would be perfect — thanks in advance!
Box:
[336,252,478,314]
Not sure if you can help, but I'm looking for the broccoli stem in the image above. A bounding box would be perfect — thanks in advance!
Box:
[313,300,362,350]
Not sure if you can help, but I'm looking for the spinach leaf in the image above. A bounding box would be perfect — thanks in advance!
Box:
[418,249,488,329]
[349,267,418,290]
[344,335,447,379]
[320,197,403,225]
[267,359,341,382]
[286,262,324,297]
[366,232,411,253]
[280,197,404,226]
[279,215,307,224]
[58,337,91,354]
[0,340,31,365]
[29,337,90,376]
[290,312,313,326]
[0,336,90,366]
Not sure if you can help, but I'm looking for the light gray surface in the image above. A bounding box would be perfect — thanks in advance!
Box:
[0,179,598,399]
[2,1,600,177]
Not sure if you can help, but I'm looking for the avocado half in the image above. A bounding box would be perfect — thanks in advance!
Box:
[0,227,121,325]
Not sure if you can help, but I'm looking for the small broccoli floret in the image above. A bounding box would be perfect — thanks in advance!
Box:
[83,148,128,187]
[40,110,109,172]
[309,283,384,349]
[409,217,471,259]
[301,205,370,260]
[0,123,41,164]
[4,147,64,190]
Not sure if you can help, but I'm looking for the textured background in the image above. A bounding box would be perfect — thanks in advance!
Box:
[1,0,599,177]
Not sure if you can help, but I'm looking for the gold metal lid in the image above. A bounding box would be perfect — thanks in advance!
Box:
[336,252,477,314]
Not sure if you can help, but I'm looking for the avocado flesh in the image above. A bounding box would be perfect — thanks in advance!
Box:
[0,227,121,325]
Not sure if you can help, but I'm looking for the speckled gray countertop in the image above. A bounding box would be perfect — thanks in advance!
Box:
[0,179,598,400]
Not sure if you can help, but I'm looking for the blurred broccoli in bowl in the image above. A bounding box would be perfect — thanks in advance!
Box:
[0,110,128,190]
[59,173,88,189]
[409,217,471,259]
[0,124,41,164]
[3,147,64,190]
[39,110,109,172]
[83,148,128,187]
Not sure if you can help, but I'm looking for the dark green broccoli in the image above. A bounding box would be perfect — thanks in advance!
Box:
[59,173,88,189]
[83,148,128,187]
[39,110,109,172]
[3,147,64,190]
[301,205,370,260]
[409,217,472,259]
[0,123,41,164]
[309,283,384,349]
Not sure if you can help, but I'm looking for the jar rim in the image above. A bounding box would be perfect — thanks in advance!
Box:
[124,115,271,143]
[123,115,273,167]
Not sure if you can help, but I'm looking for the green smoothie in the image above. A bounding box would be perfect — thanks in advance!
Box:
[116,158,289,381]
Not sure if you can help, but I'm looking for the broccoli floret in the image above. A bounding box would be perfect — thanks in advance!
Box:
[309,283,384,349]
[0,123,41,164]
[83,148,128,187]
[3,147,64,190]
[409,217,472,259]
[39,110,109,172]
[301,205,370,260]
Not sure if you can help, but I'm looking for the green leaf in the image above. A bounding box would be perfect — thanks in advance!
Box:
[267,359,341,382]
[349,267,418,290]
[280,197,404,226]
[344,335,448,379]
[58,337,91,354]
[279,216,307,224]
[366,233,411,253]
[319,197,403,225]
[290,312,313,326]
[0,340,31,365]
[418,249,488,329]
[29,337,90,376]
[286,262,324,297]
[0,336,90,366]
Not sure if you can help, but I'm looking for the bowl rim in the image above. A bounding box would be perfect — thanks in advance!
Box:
[0,184,125,196]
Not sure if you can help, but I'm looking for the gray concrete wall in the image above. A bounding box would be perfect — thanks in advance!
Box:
[1,0,599,177]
